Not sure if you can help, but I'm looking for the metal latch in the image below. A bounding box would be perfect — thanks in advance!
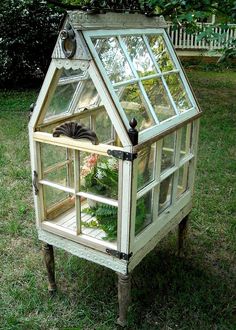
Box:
[106,248,133,261]
[107,149,137,161]
[33,170,39,196]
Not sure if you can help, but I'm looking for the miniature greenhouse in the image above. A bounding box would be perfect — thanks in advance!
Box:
[29,5,201,327]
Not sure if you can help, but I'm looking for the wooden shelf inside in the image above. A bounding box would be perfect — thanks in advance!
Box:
[43,206,109,241]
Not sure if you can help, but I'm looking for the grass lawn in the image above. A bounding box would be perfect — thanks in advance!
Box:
[0,70,235,329]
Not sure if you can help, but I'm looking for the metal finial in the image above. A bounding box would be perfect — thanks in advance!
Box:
[128,118,138,146]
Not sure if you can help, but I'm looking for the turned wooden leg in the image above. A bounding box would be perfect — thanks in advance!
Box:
[117,273,131,327]
[42,243,57,293]
[178,215,189,257]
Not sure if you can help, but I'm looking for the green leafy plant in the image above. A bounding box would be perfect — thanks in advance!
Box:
[81,154,148,241]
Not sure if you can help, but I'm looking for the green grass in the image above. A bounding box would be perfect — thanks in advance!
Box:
[0,70,236,329]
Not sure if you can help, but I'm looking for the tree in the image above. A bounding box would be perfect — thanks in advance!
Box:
[0,0,63,88]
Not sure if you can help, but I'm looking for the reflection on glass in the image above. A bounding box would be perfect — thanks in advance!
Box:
[61,68,85,79]
[115,83,154,131]
[161,132,176,172]
[80,153,118,199]
[177,162,189,199]
[44,164,74,189]
[92,37,134,84]
[148,35,175,72]
[135,190,153,235]
[180,123,191,160]
[123,35,156,77]
[41,144,67,169]
[43,186,74,219]
[142,78,176,122]
[45,82,78,119]
[75,78,101,112]
[164,74,192,113]
[137,144,155,190]
[95,110,113,143]
[159,175,173,214]
[81,200,118,242]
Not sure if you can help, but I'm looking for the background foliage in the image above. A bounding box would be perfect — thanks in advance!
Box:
[0,0,63,88]
[0,0,235,88]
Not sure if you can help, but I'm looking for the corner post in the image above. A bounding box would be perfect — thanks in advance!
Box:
[178,215,189,257]
[42,243,57,293]
[117,273,131,327]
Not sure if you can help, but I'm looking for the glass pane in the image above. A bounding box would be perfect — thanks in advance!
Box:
[95,109,113,143]
[43,186,74,220]
[75,77,102,112]
[137,144,155,190]
[177,162,189,199]
[80,153,118,200]
[180,123,191,160]
[161,132,176,172]
[159,175,173,214]
[61,67,85,79]
[165,74,192,113]
[41,144,74,188]
[92,37,134,84]
[135,190,153,235]
[45,82,78,119]
[81,200,118,242]
[142,78,176,122]
[122,35,156,77]
[147,35,175,72]
[115,83,155,131]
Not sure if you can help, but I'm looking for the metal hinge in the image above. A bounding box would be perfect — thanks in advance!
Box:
[107,149,137,161]
[106,248,133,261]
[33,170,39,196]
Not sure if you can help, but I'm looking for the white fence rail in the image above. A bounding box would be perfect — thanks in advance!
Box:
[167,23,236,51]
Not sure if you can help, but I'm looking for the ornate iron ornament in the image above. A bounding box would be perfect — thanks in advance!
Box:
[60,23,77,59]
[53,122,99,145]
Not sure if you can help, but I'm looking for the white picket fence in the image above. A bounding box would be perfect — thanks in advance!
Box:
[167,23,236,53]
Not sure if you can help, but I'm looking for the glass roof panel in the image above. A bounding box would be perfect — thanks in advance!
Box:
[142,77,176,122]
[92,37,134,84]
[122,35,156,77]
[115,83,155,131]
[164,73,193,113]
[147,35,175,72]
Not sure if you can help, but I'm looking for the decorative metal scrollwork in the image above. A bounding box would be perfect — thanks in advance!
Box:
[60,23,77,59]
[53,122,99,145]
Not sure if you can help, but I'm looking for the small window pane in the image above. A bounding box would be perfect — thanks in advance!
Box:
[80,153,118,200]
[142,78,176,122]
[45,82,78,119]
[137,144,155,190]
[41,144,74,189]
[43,186,74,220]
[75,77,101,112]
[148,35,175,72]
[123,35,156,77]
[92,37,134,84]
[115,83,155,131]
[180,123,191,160]
[164,74,192,113]
[95,109,113,143]
[161,132,176,172]
[135,190,153,235]
[177,162,189,199]
[159,175,173,214]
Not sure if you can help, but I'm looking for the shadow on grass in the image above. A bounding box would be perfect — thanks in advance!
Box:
[127,242,236,329]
